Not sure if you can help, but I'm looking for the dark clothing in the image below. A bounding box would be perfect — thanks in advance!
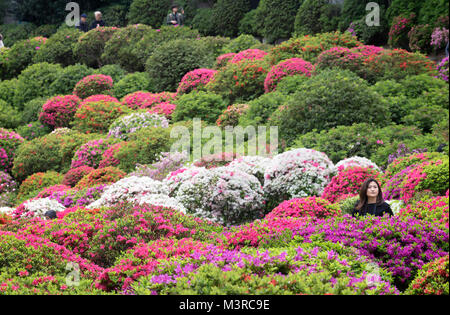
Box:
[166,12,184,26]
[77,21,90,33]
[352,201,394,217]
[91,20,106,30]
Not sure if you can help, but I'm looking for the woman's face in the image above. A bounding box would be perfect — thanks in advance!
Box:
[366,181,379,199]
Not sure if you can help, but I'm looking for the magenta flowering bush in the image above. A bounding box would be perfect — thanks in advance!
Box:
[0,128,24,173]
[230,49,268,64]
[71,139,113,169]
[62,166,95,187]
[437,56,449,82]
[322,166,381,204]
[147,102,177,120]
[98,142,127,169]
[177,68,217,95]
[265,197,341,220]
[0,171,17,207]
[39,95,81,129]
[388,14,416,49]
[216,53,237,68]
[73,74,114,99]
[122,91,177,110]
[264,58,313,93]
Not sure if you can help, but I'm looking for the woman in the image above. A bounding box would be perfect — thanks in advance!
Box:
[352,178,393,217]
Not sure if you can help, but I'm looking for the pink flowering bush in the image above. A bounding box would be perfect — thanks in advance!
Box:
[0,128,24,173]
[388,14,416,49]
[265,197,341,220]
[36,184,71,199]
[322,166,381,204]
[122,91,177,110]
[39,95,81,129]
[230,49,268,64]
[405,255,449,295]
[98,142,127,169]
[80,95,119,107]
[0,171,17,207]
[216,104,249,127]
[147,102,177,120]
[431,27,449,50]
[62,166,95,187]
[264,58,313,93]
[73,75,114,99]
[75,167,126,190]
[216,53,236,68]
[437,56,449,82]
[71,139,113,169]
[177,68,217,95]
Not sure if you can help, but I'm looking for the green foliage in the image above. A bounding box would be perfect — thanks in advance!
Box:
[417,156,450,195]
[116,127,173,173]
[336,195,359,215]
[94,64,127,83]
[211,0,251,37]
[127,0,171,28]
[191,8,216,36]
[21,98,46,124]
[418,0,450,25]
[145,39,214,92]
[197,36,232,59]
[15,121,52,141]
[408,24,434,54]
[74,27,118,68]
[173,91,227,124]
[403,106,449,134]
[33,28,81,67]
[221,34,260,54]
[0,23,36,47]
[16,171,63,203]
[239,92,290,127]
[238,10,261,38]
[275,75,311,95]
[0,79,17,106]
[49,64,95,96]
[3,37,47,78]
[102,24,152,72]
[386,0,422,25]
[32,24,59,38]
[273,69,390,145]
[0,99,21,129]
[100,3,129,27]
[294,0,341,36]
[405,256,449,295]
[114,72,154,99]
[13,62,63,110]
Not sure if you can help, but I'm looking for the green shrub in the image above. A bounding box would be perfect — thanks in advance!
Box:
[32,24,59,38]
[0,79,17,106]
[20,98,46,124]
[102,24,152,72]
[94,64,127,83]
[191,8,216,36]
[49,64,95,96]
[418,0,449,25]
[115,127,173,173]
[408,24,434,54]
[336,195,360,215]
[114,72,153,99]
[294,0,341,36]
[239,92,290,127]
[16,171,63,203]
[238,10,260,37]
[3,37,48,78]
[273,69,390,145]
[145,39,213,92]
[221,34,260,54]
[33,28,81,66]
[403,106,449,134]
[100,3,129,27]
[0,100,21,129]
[13,62,63,110]
[73,27,118,68]
[73,101,131,134]
[173,91,227,124]
[0,23,36,47]
[12,130,97,181]
[398,74,447,99]
[275,75,311,95]
[256,0,303,42]
[386,0,422,25]
[211,0,251,37]
[0,47,10,80]
[197,36,232,59]
[15,121,52,141]
[127,0,171,28]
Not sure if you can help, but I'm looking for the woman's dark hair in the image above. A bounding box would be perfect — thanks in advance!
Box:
[355,178,384,212]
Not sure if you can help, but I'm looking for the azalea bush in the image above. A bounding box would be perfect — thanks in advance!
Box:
[16,171,64,204]
[216,104,249,128]
[147,102,177,120]
[0,128,24,173]
[264,58,313,93]
[388,14,416,49]
[71,139,114,169]
[3,37,48,78]
[73,75,114,99]
[177,68,217,95]
[113,73,153,99]
[74,27,118,68]
[437,56,449,82]
[265,197,341,220]
[62,166,95,187]
[75,167,126,190]
[108,112,169,140]
[0,171,17,207]
[39,95,81,129]
[173,91,227,124]
[230,49,268,64]
[405,255,449,295]
[121,91,176,110]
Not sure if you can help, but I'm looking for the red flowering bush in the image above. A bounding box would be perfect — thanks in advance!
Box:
[322,166,381,204]
[0,128,24,173]
[16,171,64,203]
[73,75,114,99]
[98,142,127,169]
[177,68,217,95]
[230,49,268,64]
[122,91,177,110]
[80,95,119,107]
[73,101,131,134]
[216,53,237,68]
[147,102,177,120]
[62,166,95,187]
[216,104,249,127]
[75,167,126,189]
[406,255,449,295]
[264,58,313,93]
[39,95,81,129]
[265,197,341,220]
[388,14,416,49]
[207,59,270,102]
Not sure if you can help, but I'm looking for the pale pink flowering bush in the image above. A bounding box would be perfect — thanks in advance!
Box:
[177,68,217,95]
[431,28,449,50]
[216,53,237,68]
[122,91,177,110]
[230,49,268,64]
[98,142,127,169]
[71,139,112,169]
[264,58,313,93]
[265,197,341,220]
[147,102,177,120]
[39,95,81,129]
[264,148,335,207]
[164,167,206,196]
[73,74,114,99]
[335,156,380,171]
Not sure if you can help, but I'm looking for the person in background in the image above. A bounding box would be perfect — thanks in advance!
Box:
[352,178,394,217]
[0,34,4,48]
[77,13,90,32]
[91,11,106,29]
[166,4,184,26]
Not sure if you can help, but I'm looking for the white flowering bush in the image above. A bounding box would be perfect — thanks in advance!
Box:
[108,112,169,140]
[175,167,265,226]
[386,199,405,216]
[227,155,272,184]
[14,198,66,218]
[264,148,335,207]
[336,156,380,172]
[163,166,207,197]
[88,176,169,208]
[50,127,72,136]
[0,207,14,215]
[135,193,187,214]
